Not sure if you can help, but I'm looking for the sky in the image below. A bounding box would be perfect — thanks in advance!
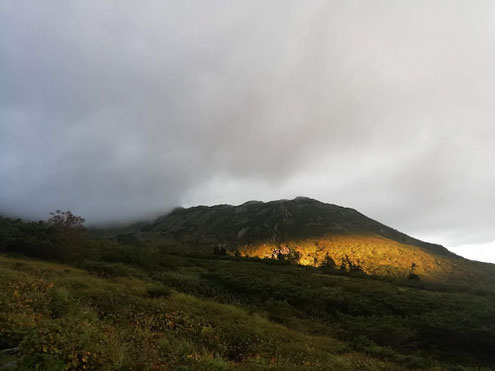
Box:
[1,1,495,262]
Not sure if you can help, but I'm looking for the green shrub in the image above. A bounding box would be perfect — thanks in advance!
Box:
[159,332,196,363]
[264,299,294,323]
[49,287,71,319]
[80,260,144,278]
[408,272,420,281]
[146,284,172,298]
[351,335,376,352]
[20,319,111,370]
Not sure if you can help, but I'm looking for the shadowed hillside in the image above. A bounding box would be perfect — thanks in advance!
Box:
[145,197,448,254]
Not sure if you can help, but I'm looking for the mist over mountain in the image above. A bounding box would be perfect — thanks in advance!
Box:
[2,1,495,262]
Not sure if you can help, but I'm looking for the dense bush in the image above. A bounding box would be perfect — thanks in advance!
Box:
[146,284,172,298]
[80,260,145,278]
[19,319,110,370]
[0,213,91,262]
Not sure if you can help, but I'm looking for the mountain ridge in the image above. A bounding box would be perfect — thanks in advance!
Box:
[95,197,495,289]
[143,197,450,254]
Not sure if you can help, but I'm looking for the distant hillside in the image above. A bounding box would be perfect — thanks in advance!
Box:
[144,197,447,252]
[130,197,495,289]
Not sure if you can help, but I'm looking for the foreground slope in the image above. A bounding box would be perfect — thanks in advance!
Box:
[138,197,495,289]
[1,252,495,370]
[0,255,422,370]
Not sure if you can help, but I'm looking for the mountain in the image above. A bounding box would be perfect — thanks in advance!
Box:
[2,200,495,369]
[144,197,446,251]
[131,197,495,289]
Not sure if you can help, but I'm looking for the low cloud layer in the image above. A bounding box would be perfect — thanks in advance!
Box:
[2,1,495,261]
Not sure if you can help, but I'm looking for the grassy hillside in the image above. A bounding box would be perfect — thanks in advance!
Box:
[1,255,380,370]
[2,206,495,369]
[1,252,495,370]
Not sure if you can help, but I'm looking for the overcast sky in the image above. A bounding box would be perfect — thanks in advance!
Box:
[1,1,495,262]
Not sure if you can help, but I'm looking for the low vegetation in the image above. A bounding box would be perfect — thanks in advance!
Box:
[1,213,495,370]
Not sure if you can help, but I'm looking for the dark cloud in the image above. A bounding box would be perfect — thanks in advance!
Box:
[1,1,495,261]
